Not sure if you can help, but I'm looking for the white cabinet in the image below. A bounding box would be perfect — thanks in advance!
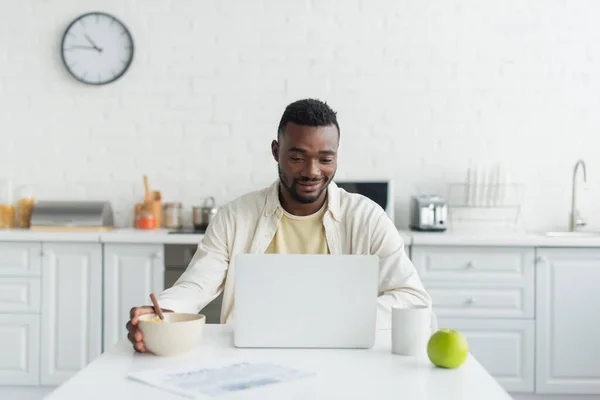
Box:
[536,248,600,394]
[438,318,535,393]
[0,235,595,396]
[103,244,164,350]
[411,246,535,319]
[0,242,42,386]
[412,245,536,394]
[40,243,102,386]
[0,314,40,385]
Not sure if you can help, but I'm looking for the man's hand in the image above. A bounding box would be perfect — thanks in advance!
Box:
[126,306,172,353]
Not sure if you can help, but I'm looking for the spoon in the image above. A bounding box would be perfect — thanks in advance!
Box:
[149,293,164,322]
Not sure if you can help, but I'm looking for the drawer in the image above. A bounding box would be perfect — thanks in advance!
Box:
[0,242,42,277]
[429,285,533,318]
[0,278,41,313]
[411,246,535,285]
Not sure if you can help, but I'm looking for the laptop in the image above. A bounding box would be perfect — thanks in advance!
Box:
[233,254,379,349]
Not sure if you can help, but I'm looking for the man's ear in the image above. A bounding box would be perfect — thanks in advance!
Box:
[271,140,279,161]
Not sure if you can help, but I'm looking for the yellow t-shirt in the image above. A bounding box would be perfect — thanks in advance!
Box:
[265,203,329,254]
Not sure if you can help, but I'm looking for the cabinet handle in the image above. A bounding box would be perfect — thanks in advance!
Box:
[39,250,45,257]
[465,297,476,305]
[536,256,548,264]
[466,260,477,269]
[152,252,163,259]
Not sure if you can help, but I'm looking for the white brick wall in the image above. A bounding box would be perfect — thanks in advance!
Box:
[1,0,600,231]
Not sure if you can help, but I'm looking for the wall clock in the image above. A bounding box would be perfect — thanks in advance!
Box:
[61,12,134,85]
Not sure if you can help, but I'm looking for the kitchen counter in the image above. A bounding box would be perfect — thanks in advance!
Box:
[407,230,600,247]
[2,227,600,247]
[0,228,411,246]
[0,228,204,244]
[406,231,600,247]
[100,228,205,244]
[0,228,103,242]
[45,324,511,400]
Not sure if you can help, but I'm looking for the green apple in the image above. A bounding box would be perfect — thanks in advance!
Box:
[427,328,469,369]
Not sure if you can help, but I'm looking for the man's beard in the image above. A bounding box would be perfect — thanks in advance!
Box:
[278,165,331,204]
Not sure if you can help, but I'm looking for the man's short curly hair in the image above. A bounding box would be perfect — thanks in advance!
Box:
[277,98,340,139]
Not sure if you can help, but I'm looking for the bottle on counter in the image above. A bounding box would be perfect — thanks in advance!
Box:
[164,202,183,229]
[0,178,14,229]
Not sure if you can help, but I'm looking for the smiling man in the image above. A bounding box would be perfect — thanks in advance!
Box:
[265,105,340,255]
[126,98,432,353]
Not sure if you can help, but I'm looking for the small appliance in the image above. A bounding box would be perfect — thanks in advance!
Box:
[335,180,394,221]
[409,195,448,232]
[29,200,114,231]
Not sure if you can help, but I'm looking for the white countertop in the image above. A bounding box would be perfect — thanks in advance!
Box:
[2,227,600,247]
[100,229,205,244]
[0,228,205,244]
[46,324,511,400]
[407,230,600,247]
[0,228,103,243]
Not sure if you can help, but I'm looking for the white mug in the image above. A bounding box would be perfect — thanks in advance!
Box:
[391,304,432,357]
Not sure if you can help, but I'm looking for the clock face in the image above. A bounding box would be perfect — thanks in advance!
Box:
[61,12,134,85]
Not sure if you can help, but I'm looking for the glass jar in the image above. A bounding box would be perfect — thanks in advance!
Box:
[136,209,157,230]
[164,202,182,229]
[0,178,14,229]
[0,205,14,229]
[16,185,34,229]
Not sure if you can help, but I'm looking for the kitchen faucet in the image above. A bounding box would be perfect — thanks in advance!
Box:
[569,159,587,232]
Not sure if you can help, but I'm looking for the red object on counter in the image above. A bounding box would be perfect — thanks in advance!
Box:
[136,211,157,229]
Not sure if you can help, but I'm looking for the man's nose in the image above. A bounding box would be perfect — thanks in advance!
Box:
[302,160,321,179]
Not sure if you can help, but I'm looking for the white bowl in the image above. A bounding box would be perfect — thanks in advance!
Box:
[138,313,205,356]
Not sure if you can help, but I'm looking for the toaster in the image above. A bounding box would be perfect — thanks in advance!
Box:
[409,195,448,232]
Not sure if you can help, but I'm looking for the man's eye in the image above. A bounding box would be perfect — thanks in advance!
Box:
[321,159,334,163]
[291,157,303,162]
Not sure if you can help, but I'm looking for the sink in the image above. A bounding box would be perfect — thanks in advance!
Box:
[544,231,600,237]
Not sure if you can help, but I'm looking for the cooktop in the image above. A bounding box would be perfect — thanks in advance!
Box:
[168,228,206,234]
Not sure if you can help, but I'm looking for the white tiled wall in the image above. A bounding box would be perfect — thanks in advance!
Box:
[1,0,600,231]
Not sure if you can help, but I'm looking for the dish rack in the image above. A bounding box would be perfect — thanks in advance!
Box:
[445,183,526,230]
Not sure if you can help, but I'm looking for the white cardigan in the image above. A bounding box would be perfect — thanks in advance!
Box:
[156,180,433,330]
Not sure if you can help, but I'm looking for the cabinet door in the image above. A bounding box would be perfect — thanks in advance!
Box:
[0,314,40,385]
[103,244,164,349]
[40,243,102,386]
[536,248,600,394]
[438,318,535,393]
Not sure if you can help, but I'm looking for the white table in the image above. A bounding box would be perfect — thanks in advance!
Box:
[46,325,512,400]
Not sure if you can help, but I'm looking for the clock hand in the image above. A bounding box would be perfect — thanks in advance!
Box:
[84,34,103,52]
[68,45,97,50]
